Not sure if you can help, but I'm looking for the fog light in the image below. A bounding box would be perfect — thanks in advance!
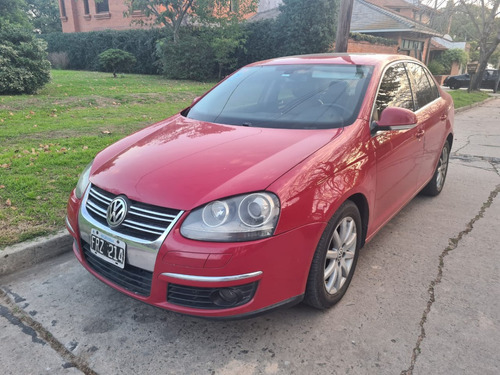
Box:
[210,288,243,307]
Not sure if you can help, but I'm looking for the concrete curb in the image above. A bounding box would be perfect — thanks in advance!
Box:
[455,96,496,114]
[0,230,72,277]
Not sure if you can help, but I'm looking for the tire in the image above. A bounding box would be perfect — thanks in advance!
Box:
[450,81,461,90]
[421,140,450,196]
[304,200,362,309]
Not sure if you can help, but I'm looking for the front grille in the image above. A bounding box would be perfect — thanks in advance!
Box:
[167,282,258,309]
[82,241,153,297]
[85,184,181,242]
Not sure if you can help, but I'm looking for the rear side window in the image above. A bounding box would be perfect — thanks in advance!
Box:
[374,63,414,120]
[406,63,439,110]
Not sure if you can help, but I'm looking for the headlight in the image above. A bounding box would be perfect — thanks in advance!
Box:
[181,192,280,242]
[75,161,93,199]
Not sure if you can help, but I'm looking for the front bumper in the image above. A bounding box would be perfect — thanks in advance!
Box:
[66,189,325,318]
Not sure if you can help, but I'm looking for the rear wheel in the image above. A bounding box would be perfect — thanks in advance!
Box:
[450,81,461,90]
[421,141,450,196]
[304,201,361,309]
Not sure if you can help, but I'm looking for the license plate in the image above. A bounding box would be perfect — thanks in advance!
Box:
[90,229,126,269]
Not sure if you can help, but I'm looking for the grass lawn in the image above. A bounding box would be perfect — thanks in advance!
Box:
[0,70,213,248]
[448,89,490,109]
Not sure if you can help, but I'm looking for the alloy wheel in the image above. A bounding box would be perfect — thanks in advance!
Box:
[324,217,357,294]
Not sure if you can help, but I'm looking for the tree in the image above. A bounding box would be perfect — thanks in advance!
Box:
[210,19,246,79]
[98,49,137,77]
[0,24,51,94]
[126,0,256,43]
[275,0,338,56]
[125,0,195,43]
[456,0,500,90]
[0,0,31,28]
[27,0,62,34]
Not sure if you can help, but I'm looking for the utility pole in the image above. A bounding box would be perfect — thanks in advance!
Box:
[334,0,354,52]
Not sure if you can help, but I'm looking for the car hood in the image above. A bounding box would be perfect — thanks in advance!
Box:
[90,115,342,210]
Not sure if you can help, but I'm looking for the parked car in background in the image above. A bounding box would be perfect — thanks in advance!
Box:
[444,69,500,92]
[66,54,454,318]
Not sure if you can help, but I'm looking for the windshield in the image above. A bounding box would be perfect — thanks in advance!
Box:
[185,64,374,129]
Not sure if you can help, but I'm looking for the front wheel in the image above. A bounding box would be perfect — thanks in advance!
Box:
[421,140,450,196]
[304,200,362,309]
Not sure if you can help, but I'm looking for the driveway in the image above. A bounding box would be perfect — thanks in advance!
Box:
[1,99,499,375]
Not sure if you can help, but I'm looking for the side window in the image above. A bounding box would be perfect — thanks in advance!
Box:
[423,68,440,100]
[374,63,414,121]
[406,63,438,110]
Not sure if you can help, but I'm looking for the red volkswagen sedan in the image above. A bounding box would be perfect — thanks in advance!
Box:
[66,54,454,318]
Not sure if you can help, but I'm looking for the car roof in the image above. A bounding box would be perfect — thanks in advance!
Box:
[247,53,420,68]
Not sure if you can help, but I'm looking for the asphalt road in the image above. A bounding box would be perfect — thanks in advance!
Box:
[1,99,499,375]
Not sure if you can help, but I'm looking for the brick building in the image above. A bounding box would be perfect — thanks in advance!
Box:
[58,0,153,33]
[58,0,255,33]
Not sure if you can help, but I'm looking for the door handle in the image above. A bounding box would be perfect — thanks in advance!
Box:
[440,114,448,121]
[416,129,425,139]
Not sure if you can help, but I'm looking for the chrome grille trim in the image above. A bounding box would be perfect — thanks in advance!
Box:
[86,200,107,216]
[89,188,112,205]
[129,206,177,220]
[79,185,185,272]
[84,184,183,242]
[122,221,165,235]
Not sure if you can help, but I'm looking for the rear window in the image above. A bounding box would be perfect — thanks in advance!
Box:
[185,64,374,129]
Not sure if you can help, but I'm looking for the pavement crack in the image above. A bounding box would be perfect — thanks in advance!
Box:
[0,288,99,375]
[451,134,473,154]
[0,303,46,346]
[401,184,500,375]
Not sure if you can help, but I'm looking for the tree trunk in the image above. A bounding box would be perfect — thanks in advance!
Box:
[334,0,354,53]
[470,31,500,91]
[470,57,488,91]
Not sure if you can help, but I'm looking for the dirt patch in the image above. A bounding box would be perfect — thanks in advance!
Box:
[0,219,56,250]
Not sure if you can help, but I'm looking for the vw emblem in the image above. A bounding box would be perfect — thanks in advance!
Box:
[107,197,128,228]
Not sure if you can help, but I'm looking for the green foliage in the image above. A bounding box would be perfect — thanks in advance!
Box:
[41,29,169,74]
[440,49,468,68]
[27,0,62,34]
[0,0,31,28]
[99,49,137,77]
[275,0,337,56]
[0,24,51,94]
[431,49,468,75]
[427,60,446,75]
[349,32,398,46]
[238,19,280,66]
[156,29,217,81]
[124,0,195,43]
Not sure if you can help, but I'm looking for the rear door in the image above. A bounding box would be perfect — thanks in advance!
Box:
[405,62,448,187]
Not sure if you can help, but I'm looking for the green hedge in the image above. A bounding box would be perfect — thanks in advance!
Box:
[40,22,399,82]
[40,28,169,74]
[349,32,398,46]
[1,24,51,94]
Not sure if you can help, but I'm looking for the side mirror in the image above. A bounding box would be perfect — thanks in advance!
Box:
[372,107,417,132]
[191,96,201,106]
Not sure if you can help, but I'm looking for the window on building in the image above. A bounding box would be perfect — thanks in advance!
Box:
[96,0,109,13]
[400,39,424,52]
[83,0,90,14]
[60,0,67,18]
